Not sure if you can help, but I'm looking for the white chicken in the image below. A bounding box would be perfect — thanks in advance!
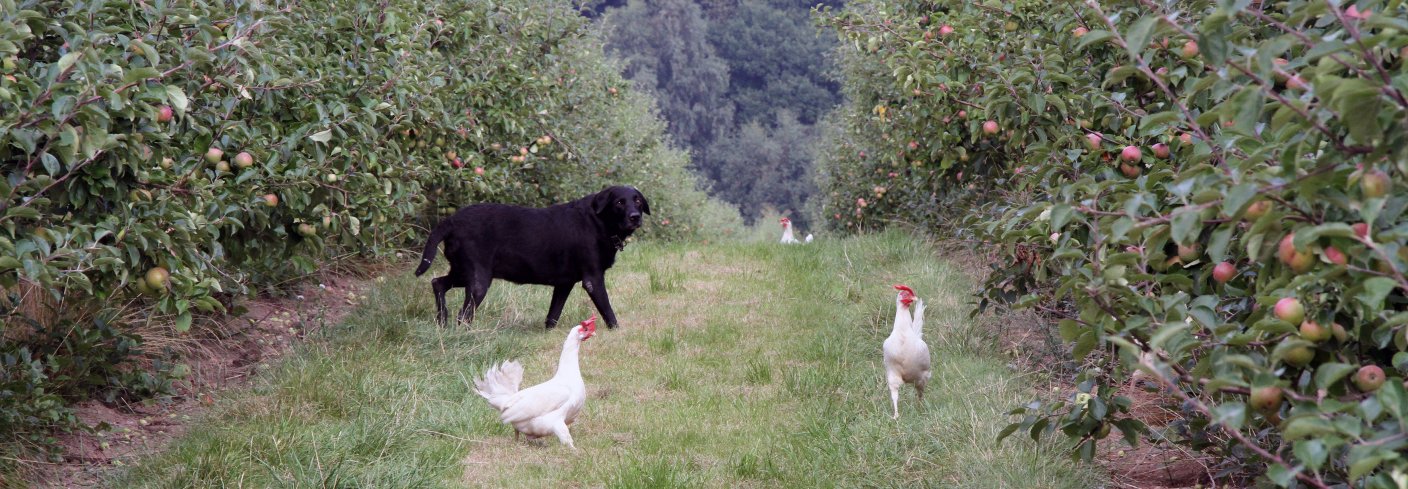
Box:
[780,217,800,244]
[882,284,931,419]
[474,315,597,448]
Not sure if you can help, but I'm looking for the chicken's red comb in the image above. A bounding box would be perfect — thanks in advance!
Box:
[892,284,915,295]
[779,217,790,223]
[580,315,597,332]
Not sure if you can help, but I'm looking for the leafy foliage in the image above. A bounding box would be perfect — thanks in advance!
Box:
[0,0,733,459]
[818,0,1408,485]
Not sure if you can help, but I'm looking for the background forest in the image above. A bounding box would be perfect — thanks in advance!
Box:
[586,0,843,227]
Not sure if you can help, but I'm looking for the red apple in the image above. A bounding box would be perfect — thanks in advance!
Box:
[1177,243,1200,262]
[1353,223,1371,240]
[957,110,967,119]
[1274,297,1305,325]
[1300,321,1330,342]
[1120,145,1142,162]
[157,105,173,123]
[233,151,254,169]
[939,25,955,37]
[204,147,224,164]
[1151,143,1170,159]
[1084,132,1102,151]
[1361,169,1390,198]
[1073,27,1088,37]
[908,141,919,150]
[1244,200,1272,220]
[1353,365,1385,392]
[1120,163,1141,178]
[982,120,999,135]
[1277,233,1299,264]
[1212,261,1236,284]
[1324,245,1347,265]
[1179,133,1193,145]
[451,158,463,169]
[1283,345,1314,366]
[261,194,279,207]
[1181,40,1199,59]
[1250,386,1282,412]
[474,166,485,175]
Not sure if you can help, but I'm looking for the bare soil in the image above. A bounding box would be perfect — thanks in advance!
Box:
[20,273,374,488]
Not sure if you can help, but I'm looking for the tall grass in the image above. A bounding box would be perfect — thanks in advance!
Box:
[109,232,1098,488]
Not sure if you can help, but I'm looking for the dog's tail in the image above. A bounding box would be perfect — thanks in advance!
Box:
[414,221,450,277]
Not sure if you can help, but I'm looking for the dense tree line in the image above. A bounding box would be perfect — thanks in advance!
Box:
[593,0,842,227]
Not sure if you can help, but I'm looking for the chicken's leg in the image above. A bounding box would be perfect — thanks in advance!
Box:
[551,422,576,449]
[886,371,903,419]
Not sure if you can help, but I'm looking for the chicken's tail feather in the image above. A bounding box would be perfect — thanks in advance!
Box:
[474,361,524,409]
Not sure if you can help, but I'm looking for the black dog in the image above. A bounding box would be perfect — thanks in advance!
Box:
[414,186,649,329]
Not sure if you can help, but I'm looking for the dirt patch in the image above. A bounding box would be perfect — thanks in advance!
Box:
[21,270,377,488]
[1098,382,1217,488]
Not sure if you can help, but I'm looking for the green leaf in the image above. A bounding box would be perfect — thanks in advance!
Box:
[1380,381,1406,422]
[1313,362,1355,390]
[1123,15,1160,62]
[56,51,81,72]
[123,67,161,83]
[166,85,189,112]
[1293,223,1355,249]
[1212,402,1246,430]
[1171,207,1201,246]
[1265,463,1299,487]
[1348,451,1389,481]
[1221,184,1258,217]
[996,422,1022,444]
[1281,416,1335,440]
[1207,225,1232,263]
[6,207,41,220]
[1355,277,1397,312]
[1333,79,1384,144]
[1050,204,1073,232]
[175,311,192,333]
[1072,331,1098,360]
[309,129,333,143]
[1294,439,1328,472]
[1058,319,1081,341]
[1076,30,1114,50]
[1233,85,1262,134]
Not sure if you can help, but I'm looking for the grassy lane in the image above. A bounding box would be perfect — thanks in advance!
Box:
[112,232,1097,488]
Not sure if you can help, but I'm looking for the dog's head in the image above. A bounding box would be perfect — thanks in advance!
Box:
[591,185,650,235]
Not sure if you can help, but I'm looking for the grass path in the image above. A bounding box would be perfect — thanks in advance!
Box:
[111,232,1097,488]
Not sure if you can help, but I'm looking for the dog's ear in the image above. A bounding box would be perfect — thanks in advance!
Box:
[591,189,612,215]
[638,191,651,215]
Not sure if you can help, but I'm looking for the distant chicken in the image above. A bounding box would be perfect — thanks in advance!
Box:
[883,285,931,419]
[780,217,799,244]
[780,217,813,244]
[474,316,597,448]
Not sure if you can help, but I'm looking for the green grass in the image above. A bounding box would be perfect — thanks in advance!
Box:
[110,232,1099,488]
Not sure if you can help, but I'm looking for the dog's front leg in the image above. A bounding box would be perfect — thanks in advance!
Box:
[544,284,573,329]
[581,275,619,329]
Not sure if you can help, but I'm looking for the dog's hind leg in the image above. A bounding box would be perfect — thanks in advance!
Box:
[544,284,573,329]
[458,271,492,325]
[432,276,455,326]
